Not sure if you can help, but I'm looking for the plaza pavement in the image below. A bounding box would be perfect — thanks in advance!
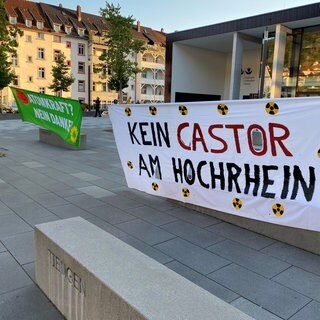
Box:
[0,116,319,320]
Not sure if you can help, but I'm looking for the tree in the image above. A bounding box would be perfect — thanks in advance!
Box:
[99,2,145,102]
[48,53,74,94]
[0,0,23,91]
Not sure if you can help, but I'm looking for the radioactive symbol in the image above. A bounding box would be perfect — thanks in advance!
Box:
[217,103,229,115]
[272,203,284,216]
[265,102,279,115]
[125,106,132,116]
[179,105,188,116]
[182,187,191,198]
[149,105,157,115]
[232,198,243,210]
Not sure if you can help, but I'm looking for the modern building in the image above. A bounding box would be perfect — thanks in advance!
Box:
[165,3,320,102]
[2,0,166,110]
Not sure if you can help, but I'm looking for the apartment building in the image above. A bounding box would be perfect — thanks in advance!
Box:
[3,0,166,109]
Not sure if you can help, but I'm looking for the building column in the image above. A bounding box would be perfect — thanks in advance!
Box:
[229,32,243,100]
[270,24,291,98]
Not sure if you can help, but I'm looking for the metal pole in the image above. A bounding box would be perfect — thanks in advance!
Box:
[259,30,269,98]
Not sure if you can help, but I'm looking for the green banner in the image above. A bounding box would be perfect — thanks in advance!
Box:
[10,87,82,147]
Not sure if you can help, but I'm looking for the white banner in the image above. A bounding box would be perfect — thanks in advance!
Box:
[110,98,320,231]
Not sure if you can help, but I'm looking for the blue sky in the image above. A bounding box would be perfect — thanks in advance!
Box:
[43,0,318,32]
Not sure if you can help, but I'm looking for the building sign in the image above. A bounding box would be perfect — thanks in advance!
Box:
[10,87,82,147]
[110,98,320,232]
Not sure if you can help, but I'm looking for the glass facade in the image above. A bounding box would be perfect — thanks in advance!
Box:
[264,26,320,98]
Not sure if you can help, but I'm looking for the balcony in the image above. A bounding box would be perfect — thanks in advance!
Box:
[141,61,165,70]
[141,78,164,86]
[140,94,164,102]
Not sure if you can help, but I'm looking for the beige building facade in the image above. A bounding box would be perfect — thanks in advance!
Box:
[3,0,166,110]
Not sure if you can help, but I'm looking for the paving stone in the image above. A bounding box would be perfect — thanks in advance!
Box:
[0,215,32,239]
[2,232,35,265]
[27,215,60,228]
[21,161,45,168]
[155,238,230,274]
[0,252,33,295]
[100,194,144,210]
[64,193,105,209]
[166,206,221,227]
[0,242,6,253]
[77,186,115,199]
[70,172,101,181]
[166,261,239,303]
[208,264,310,319]
[273,266,320,302]
[207,222,275,250]
[125,205,178,226]
[22,262,35,282]
[29,192,68,208]
[0,201,15,216]
[49,203,94,219]
[116,219,176,246]
[0,285,64,320]
[161,220,224,248]
[231,298,282,320]
[262,241,320,276]
[289,301,320,320]
[120,235,174,264]
[89,204,136,224]
[86,217,127,238]
[53,187,83,197]
[208,239,290,278]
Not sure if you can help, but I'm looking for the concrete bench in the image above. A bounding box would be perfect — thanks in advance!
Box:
[39,128,86,150]
[35,217,253,320]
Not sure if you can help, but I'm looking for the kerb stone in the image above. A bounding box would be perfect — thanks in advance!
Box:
[35,217,253,320]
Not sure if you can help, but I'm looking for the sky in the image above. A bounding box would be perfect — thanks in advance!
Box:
[42,0,319,33]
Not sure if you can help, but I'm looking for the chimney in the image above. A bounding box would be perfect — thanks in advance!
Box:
[137,20,140,32]
[77,5,81,22]
[59,3,63,8]
[160,28,164,33]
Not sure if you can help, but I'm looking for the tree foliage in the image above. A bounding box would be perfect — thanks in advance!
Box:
[0,0,23,90]
[99,2,145,101]
[48,53,74,93]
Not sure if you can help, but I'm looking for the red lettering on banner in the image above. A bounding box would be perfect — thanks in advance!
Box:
[177,122,292,157]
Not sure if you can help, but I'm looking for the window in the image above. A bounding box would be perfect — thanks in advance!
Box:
[66,26,72,35]
[38,68,45,78]
[102,83,107,92]
[53,50,61,62]
[26,35,32,42]
[142,72,147,78]
[37,32,44,40]
[142,55,147,61]
[9,16,17,25]
[25,19,32,28]
[27,56,32,63]
[67,60,71,67]
[53,35,61,42]
[78,43,85,55]
[78,62,85,73]
[11,54,18,66]
[13,75,19,86]
[28,76,33,82]
[37,48,45,59]
[141,87,147,94]
[66,41,71,48]
[92,82,96,91]
[39,87,45,94]
[37,21,44,30]
[78,80,85,92]
[78,28,85,37]
[53,24,61,33]
[131,84,134,90]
